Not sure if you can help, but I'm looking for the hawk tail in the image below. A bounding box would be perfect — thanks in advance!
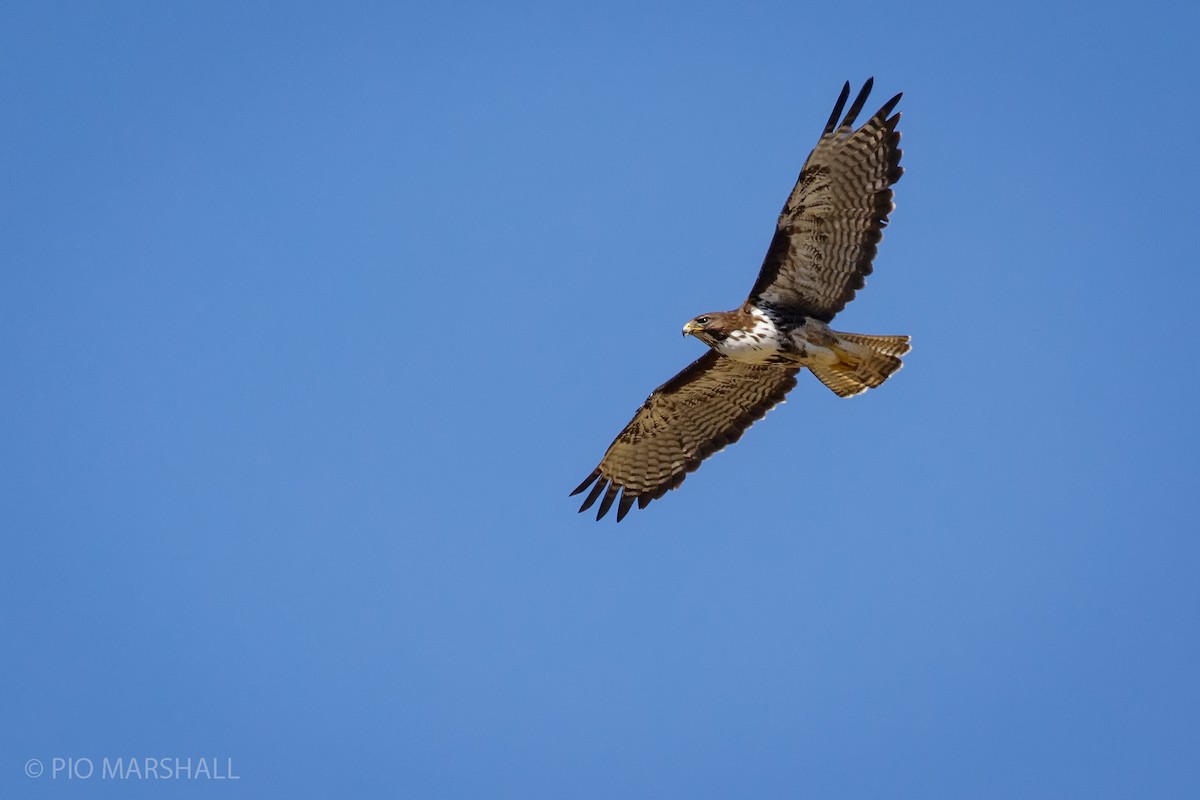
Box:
[810,332,911,398]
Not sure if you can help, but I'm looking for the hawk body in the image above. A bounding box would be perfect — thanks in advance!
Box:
[686,305,909,392]
[573,79,911,521]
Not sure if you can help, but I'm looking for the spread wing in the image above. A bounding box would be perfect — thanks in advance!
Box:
[571,352,799,521]
[747,78,903,322]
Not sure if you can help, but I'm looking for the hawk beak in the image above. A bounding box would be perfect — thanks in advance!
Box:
[682,321,699,337]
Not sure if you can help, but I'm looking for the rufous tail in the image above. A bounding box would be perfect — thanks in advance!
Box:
[809,332,911,398]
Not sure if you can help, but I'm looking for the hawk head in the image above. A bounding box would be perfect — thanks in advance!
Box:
[682,312,740,346]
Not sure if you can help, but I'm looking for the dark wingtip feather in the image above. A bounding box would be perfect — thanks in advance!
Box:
[823,81,852,135]
[616,492,635,522]
[875,91,902,121]
[841,78,874,129]
[596,482,619,520]
[578,477,607,513]
[571,468,601,497]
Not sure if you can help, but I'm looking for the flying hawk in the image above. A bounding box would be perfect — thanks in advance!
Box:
[572,79,910,521]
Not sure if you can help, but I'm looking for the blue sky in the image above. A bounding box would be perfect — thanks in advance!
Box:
[3,1,1198,797]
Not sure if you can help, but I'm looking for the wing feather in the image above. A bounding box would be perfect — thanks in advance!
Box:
[571,352,799,521]
[748,79,903,321]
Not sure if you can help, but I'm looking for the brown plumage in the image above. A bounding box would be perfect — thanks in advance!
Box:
[573,79,911,521]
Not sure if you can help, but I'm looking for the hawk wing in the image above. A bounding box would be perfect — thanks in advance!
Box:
[571,352,799,521]
[747,79,903,322]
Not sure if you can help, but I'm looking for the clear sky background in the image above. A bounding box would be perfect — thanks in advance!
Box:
[3,1,1198,797]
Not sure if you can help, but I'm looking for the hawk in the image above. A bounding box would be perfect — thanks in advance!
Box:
[572,79,910,521]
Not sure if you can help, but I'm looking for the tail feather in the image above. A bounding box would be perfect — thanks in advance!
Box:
[810,332,911,398]
[837,332,912,358]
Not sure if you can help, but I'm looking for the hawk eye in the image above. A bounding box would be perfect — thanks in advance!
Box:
[697,316,710,325]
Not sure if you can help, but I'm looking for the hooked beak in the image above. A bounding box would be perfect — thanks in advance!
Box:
[682,320,701,337]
